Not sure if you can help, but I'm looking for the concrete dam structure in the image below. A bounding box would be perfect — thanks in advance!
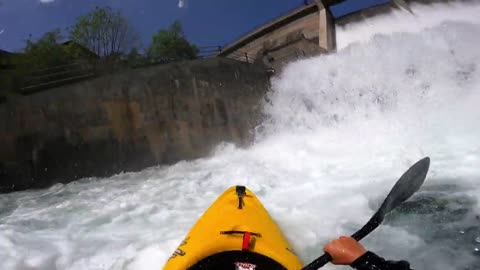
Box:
[218,1,337,71]
[217,0,468,70]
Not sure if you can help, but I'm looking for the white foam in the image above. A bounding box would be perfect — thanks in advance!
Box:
[336,2,480,50]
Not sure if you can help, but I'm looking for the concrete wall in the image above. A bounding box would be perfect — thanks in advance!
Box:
[319,4,336,51]
[0,58,270,193]
[261,38,326,71]
[219,3,336,69]
[228,11,321,60]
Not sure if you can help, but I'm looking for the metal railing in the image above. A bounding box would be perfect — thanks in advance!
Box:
[199,45,257,64]
[18,62,96,95]
[11,46,264,95]
[129,46,224,68]
[198,46,223,58]
[223,50,256,63]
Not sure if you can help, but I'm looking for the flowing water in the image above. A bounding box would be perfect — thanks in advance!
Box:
[1,2,480,270]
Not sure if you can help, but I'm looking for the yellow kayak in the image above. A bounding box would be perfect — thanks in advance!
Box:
[163,186,303,270]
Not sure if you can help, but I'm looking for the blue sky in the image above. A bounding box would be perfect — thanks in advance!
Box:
[0,0,388,52]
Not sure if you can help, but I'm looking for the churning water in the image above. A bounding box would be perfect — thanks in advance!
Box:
[1,2,480,270]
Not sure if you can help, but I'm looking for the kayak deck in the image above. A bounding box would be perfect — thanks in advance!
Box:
[163,186,303,269]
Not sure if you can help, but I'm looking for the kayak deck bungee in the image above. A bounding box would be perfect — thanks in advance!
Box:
[163,186,303,270]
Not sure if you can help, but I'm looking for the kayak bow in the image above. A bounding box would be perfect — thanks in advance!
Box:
[163,186,303,270]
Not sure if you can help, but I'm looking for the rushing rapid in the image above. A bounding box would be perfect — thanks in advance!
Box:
[1,2,480,270]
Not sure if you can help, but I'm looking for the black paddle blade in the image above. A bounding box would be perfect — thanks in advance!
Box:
[303,157,430,270]
[352,157,430,241]
[378,157,430,217]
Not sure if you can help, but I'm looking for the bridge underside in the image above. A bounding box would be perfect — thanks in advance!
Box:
[218,2,335,70]
[218,0,454,70]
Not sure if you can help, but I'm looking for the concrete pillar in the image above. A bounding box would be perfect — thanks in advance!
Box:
[316,1,336,52]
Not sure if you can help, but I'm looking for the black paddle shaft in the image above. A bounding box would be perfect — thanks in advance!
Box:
[302,157,430,270]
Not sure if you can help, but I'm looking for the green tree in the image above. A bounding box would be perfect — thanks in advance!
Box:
[20,29,72,69]
[70,6,137,58]
[147,21,198,62]
[2,30,80,93]
[125,47,148,67]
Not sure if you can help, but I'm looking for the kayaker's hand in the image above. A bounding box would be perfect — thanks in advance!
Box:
[323,236,366,265]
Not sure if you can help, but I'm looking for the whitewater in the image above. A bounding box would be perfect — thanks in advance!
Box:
[1,2,480,270]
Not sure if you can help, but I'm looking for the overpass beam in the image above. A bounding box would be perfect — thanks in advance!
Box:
[316,1,336,52]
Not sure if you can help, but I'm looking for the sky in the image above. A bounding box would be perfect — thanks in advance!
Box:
[0,0,389,52]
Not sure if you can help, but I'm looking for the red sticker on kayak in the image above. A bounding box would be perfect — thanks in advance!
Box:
[235,262,257,270]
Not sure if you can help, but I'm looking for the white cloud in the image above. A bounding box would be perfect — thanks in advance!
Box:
[0,29,4,35]
[40,0,55,3]
[178,0,184,8]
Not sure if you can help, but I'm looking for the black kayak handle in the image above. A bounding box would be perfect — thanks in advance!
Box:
[220,230,262,237]
[305,253,333,269]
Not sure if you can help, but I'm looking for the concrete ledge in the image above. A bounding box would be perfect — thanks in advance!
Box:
[218,4,319,56]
